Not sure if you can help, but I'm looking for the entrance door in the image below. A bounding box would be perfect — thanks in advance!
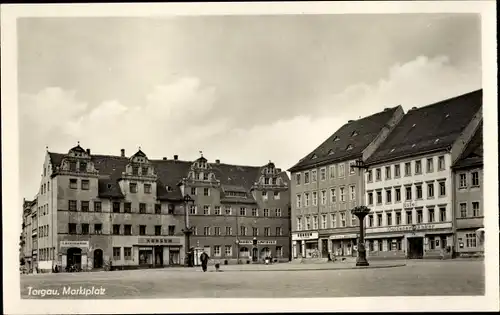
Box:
[252,248,258,262]
[67,248,82,270]
[321,239,329,258]
[169,249,180,265]
[93,249,103,269]
[154,246,164,267]
[407,237,424,259]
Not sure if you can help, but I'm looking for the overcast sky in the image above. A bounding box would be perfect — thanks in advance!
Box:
[18,14,482,199]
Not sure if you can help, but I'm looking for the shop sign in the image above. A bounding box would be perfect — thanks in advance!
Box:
[368,222,452,234]
[60,241,89,248]
[329,234,357,240]
[139,247,152,251]
[237,240,253,245]
[292,232,319,241]
[403,201,416,209]
[258,240,277,245]
[138,237,181,245]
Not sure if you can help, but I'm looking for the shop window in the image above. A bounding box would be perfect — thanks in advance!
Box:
[124,247,132,260]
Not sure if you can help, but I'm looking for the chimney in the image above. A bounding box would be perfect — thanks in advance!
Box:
[215,159,220,164]
[120,149,125,157]
[86,148,91,155]
[411,106,418,110]
[162,157,167,161]
[348,120,354,123]
[174,155,178,161]
[383,108,390,112]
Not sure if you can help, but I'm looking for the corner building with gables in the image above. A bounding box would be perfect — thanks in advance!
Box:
[363,90,482,259]
[24,145,290,272]
[288,106,405,261]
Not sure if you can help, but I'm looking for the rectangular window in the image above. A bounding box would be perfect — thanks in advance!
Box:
[427,208,435,223]
[213,246,221,257]
[349,161,356,175]
[214,206,221,215]
[385,166,391,180]
[94,224,102,235]
[330,165,336,178]
[313,216,319,229]
[124,202,132,213]
[472,202,480,217]
[460,203,467,218]
[81,223,89,234]
[367,170,373,182]
[368,215,374,227]
[459,173,467,188]
[165,225,174,236]
[155,225,161,236]
[438,156,445,170]
[94,201,102,212]
[81,179,89,190]
[296,195,302,208]
[79,162,87,172]
[439,207,446,221]
[124,247,132,260]
[466,233,477,247]
[387,213,392,226]
[376,191,382,204]
[69,178,78,189]
[321,214,327,229]
[306,217,311,230]
[276,208,282,217]
[427,182,435,198]
[395,212,401,225]
[113,247,121,260]
[312,192,318,206]
[340,212,346,227]
[340,187,346,202]
[295,173,301,185]
[225,245,232,257]
[386,189,392,203]
[204,227,211,236]
[124,224,132,235]
[439,181,446,196]
[204,188,210,196]
[141,167,148,176]
[113,224,120,235]
[139,203,146,214]
[191,187,197,195]
[264,227,271,236]
[240,226,247,236]
[377,213,383,226]
[144,183,151,194]
[320,168,326,181]
[404,162,411,176]
[155,204,161,214]
[330,188,336,203]
[311,170,317,182]
[416,210,423,223]
[276,246,283,257]
[132,166,139,176]
[305,193,310,207]
[81,201,89,212]
[203,205,210,215]
[378,240,383,251]
[130,183,137,193]
[69,200,77,211]
[139,225,146,236]
[240,207,246,216]
[338,164,345,177]
[113,202,120,213]
[375,168,381,181]
[321,190,327,205]
[261,208,268,217]
[225,206,232,215]
[405,186,412,200]
[331,214,336,228]
[368,192,373,205]
[304,172,310,184]
[416,185,423,199]
[69,161,77,172]
[190,205,197,215]
[349,186,356,201]
[214,227,221,236]
[415,160,422,174]
[406,211,413,224]
[394,164,401,177]
[427,158,434,173]
[274,191,280,200]
[471,172,479,186]
[297,217,302,231]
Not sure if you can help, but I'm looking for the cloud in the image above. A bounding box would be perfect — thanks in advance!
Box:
[19,55,481,198]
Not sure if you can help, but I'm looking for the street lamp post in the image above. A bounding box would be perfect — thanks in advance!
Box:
[352,206,371,266]
[182,194,194,267]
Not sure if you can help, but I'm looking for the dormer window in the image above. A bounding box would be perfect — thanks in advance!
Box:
[79,162,87,172]
[333,136,340,142]
[411,144,416,148]
[107,184,112,189]
[445,114,450,118]
[203,173,209,181]
[328,149,334,155]
[69,161,77,172]
[141,166,148,175]
[412,124,416,128]
[199,172,204,180]
[390,148,395,153]
[346,144,353,151]
[435,138,440,144]
[166,186,172,192]
[351,131,358,137]
[311,154,317,159]
[264,178,270,185]
[132,166,139,176]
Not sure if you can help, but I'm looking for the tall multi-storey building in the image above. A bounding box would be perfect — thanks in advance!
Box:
[452,121,484,257]
[288,106,404,260]
[22,145,290,272]
[363,90,482,259]
[20,198,37,271]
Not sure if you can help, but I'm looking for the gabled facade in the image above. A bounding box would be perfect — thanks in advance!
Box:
[288,106,404,260]
[20,198,37,271]
[452,121,484,257]
[363,90,482,259]
[23,146,291,272]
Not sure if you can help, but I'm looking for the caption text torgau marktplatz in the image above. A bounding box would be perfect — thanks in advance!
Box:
[26,286,106,297]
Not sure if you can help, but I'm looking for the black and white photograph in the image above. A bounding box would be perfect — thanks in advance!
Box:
[1,1,498,314]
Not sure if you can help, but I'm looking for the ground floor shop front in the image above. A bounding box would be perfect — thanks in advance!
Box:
[455,228,485,257]
[291,231,359,260]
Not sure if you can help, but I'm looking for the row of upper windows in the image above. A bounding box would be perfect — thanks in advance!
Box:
[367,156,446,182]
[67,223,176,236]
[295,161,357,185]
[458,171,481,189]
[198,226,284,237]
[190,187,281,200]
[40,181,50,195]
[366,206,448,227]
[458,201,482,218]
[38,204,49,216]
[66,200,175,214]
[295,186,357,208]
[366,180,447,205]
[296,212,358,231]
[188,205,283,217]
[36,224,49,237]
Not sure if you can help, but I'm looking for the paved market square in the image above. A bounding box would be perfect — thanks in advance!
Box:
[20,259,484,299]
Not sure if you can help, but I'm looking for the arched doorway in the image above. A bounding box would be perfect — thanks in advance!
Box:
[240,247,249,258]
[93,249,103,269]
[252,248,258,262]
[260,247,270,259]
[67,248,82,270]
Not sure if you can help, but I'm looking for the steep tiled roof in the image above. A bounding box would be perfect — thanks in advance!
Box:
[366,90,482,165]
[288,106,401,172]
[453,121,483,169]
[47,152,289,201]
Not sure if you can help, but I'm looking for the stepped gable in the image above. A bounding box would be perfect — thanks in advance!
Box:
[288,106,401,172]
[366,89,482,165]
[453,121,483,169]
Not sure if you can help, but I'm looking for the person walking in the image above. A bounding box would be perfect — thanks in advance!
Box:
[200,251,210,272]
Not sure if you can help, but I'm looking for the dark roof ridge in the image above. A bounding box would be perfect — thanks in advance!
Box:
[406,89,482,112]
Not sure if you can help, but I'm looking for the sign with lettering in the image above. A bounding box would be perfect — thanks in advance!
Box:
[138,237,181,245]
[60,241,89,248]
[258,240,277,245]
[403,201,416,209]
[292,232,319,241]
[329,234,357,240]
[237,240,253,245]
[367,222,452,234]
